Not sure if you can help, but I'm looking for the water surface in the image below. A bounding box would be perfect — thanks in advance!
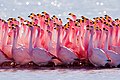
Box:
[0,68,120,80]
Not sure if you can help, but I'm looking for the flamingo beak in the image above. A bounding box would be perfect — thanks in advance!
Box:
[53,15,57,18]
[29,16,32,19]
[37,14,41,17]
[24,20,28,22]
[42,11,46,14]
[65,23,69,28]
[69,13,74,16]
[18,16,20,19]
[30,13,35,16]
[81,16,85,19]
[68,13,72,15]
[66,18,71,21]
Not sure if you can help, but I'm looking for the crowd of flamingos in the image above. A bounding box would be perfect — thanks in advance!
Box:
[0,12,120,68]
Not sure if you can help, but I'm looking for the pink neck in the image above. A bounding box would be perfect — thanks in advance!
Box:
[34,28,40,48]
[56,27,61,53]
[2,24,8,47]
[109,28,113,47]
[29,27,33,55]
[12,28,17,50]
[104,32,109,50]
[88,30,94,56]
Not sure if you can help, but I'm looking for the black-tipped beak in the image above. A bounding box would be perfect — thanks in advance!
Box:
[42,12,44,14]
[107,60,111,62]
[68,13,71,15]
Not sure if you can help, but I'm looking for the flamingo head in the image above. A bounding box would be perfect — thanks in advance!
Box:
[42,11,48,15]
[11,24,16,29]
[86,25,90,30]
[90,26,95,35]
[103,28,108,35]
[69,13,76,17]
[66,17,72,21]
[37,13,41,18]
[54,23,61,31]
[27,24,33,30]
[76,19,82,23]
[30,13,36,16]
[18,16,24,20]
[59,18,62,23]
[81,16,86,19]
[28,16,34,19]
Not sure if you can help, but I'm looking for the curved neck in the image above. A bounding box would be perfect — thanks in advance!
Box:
[115,27,119,46]
[34,28,40,48]
[88,33,93,51]
[29,28,33,54]
[109,28,113,47]
[56,27,61,53]
[88,30,94,57]
[104,32,109,50]
[73,30,77,45]
[16,27,19,45]
[79,32,84,51]
[62,30,69,45]
[2,26,8,47]
[12,29,17,50]
[48,32,52,50]
[95,31,99,48]
[118,27,120,46]
[84,30,89,50]
[98,31,102,48]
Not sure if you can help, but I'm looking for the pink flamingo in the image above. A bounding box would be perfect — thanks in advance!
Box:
[12,25,32,65]
[42,11,50,19]
[56,24,79,65]
[28,26,57,66]
[1,22,12,59]
[0,22,12,65]
[103,28,120,67]
[109,25,120,54]
[69,13,77,21]
[46,29,56,56]
[88,26,110,67]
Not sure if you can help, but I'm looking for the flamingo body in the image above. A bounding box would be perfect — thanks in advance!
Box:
[57,46,78,64]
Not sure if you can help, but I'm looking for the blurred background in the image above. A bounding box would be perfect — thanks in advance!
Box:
[0,0,120,23]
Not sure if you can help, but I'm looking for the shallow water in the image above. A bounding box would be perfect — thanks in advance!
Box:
[0,68,120,80]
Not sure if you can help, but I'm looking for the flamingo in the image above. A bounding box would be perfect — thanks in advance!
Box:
[11,25,32,66]
[28,25,58,66]
[1,22,13,59]
[56,24,80,65]
[109,25,120,54]
[68,13,77,21]
[103,28,120,67]
[0,12,120,68]
[0,22,12,66]
[46,29,56,56]
[88,26,110,67]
